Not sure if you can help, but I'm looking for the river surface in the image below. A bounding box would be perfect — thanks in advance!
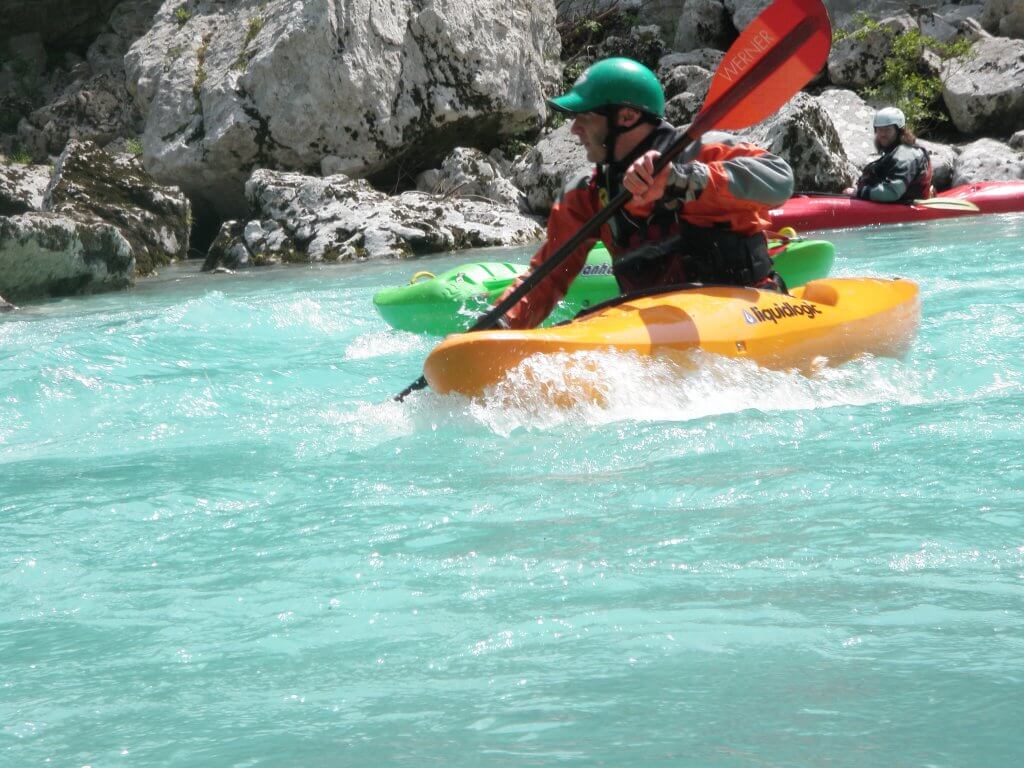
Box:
[2,214,1022,766]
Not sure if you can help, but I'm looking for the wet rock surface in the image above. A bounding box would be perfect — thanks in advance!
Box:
[203,169,542,270]
[44,139,190,274]
[0,210,134,301]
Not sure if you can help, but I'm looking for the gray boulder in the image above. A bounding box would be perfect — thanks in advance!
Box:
[952,138,1024,185]
[10,1,161,159]
[415,147,523,209]
[674,0,734,52]
[943,36,1024,136]
[1010,130,1024,149]
[981,0,1024,39]
[556,1,685,46]
[595,24,667,66]
[921,139,958,191]
[918,5,987,42]
[811,88,875,175]
[828,15,918,90]
[0,212,134,301]
[662,64,713,126]
[125,0,559,219]
[918,139,959,191]
[17,71,144,159]
[657,48,724,77]
[723,0,772,33]
[737,92,855,193]
[203,169,542,270]
[0,161,50,215]
[510,123,591,215]
[44,140,190,274]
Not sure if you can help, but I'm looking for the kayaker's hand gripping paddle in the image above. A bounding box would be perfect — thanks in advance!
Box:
[396,0,832,401]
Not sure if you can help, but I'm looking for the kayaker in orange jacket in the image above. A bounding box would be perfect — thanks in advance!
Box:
[495,57,795,330]
[843,107,933,203]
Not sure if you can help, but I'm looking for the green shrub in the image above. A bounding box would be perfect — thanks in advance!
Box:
[174,6,191,25]
[863,28,972,133]
[126,138,144,156]
[831,12,878,44]
[243,16,264,48]
[233,15,265,70]
[193,41,208,101]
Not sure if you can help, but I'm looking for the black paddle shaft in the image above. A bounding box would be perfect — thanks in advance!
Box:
[394,15,820,402]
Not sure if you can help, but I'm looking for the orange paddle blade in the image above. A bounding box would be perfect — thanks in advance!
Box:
[701,0,832,131]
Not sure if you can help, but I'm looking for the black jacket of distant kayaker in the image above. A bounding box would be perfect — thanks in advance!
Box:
[855,143,932,203]
[495,121,795,330]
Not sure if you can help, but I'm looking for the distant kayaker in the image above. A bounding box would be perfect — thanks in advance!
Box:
[494,57,794,330]
[842,107,933,203]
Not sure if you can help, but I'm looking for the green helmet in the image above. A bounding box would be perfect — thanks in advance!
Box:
[549,58,665,118]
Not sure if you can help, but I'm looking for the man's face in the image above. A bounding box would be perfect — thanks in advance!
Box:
[874,124,899,151]
[571,112,609,163]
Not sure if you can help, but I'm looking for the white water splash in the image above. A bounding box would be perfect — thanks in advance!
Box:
[343,331,429,360]
[460,349,929,437]
[330,349,931,442]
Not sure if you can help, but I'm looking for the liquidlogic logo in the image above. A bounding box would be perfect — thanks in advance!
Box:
[743,301,822,325]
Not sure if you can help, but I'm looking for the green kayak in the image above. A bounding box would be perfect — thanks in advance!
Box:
[374,236,836,335]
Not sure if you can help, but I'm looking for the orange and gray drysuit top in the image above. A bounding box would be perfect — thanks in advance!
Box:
[497,121,794,329]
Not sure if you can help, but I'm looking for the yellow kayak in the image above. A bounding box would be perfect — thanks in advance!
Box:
[423,278,920,397]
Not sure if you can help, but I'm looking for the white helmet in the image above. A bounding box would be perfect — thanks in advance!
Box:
[873,107,906,130]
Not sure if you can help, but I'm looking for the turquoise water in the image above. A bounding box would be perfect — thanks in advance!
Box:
[2,215,1023,766]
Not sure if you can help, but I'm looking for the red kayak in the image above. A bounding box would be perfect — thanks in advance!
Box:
[770,181,1024,231]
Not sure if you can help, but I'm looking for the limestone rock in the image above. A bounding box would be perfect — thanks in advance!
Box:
[723,0,772,34]
[0,161,50,215]
[595,24,667,69]
[657,48,724,77]
[674,0,734,52]
[510,123,592,215]
[662,64,713,126]
[943,36,1024,136]
[951,17,994,44]
[918,139,959,191]
[17,71,144,158]
[205,220,251,269]
[415,147,523,209]
[10,1,161,159]
[952,138,1024,185]
[828,15,918,90]
[556,1,684,46]
[737,92,855,192]
[981,0,1024,39]
[918,4,986,43]
[0,212,134,301]
[813,89,875,175]
[125,0,559,218]
[662,64,713,101]
[43,140,190,274]
[203,169,542,270]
